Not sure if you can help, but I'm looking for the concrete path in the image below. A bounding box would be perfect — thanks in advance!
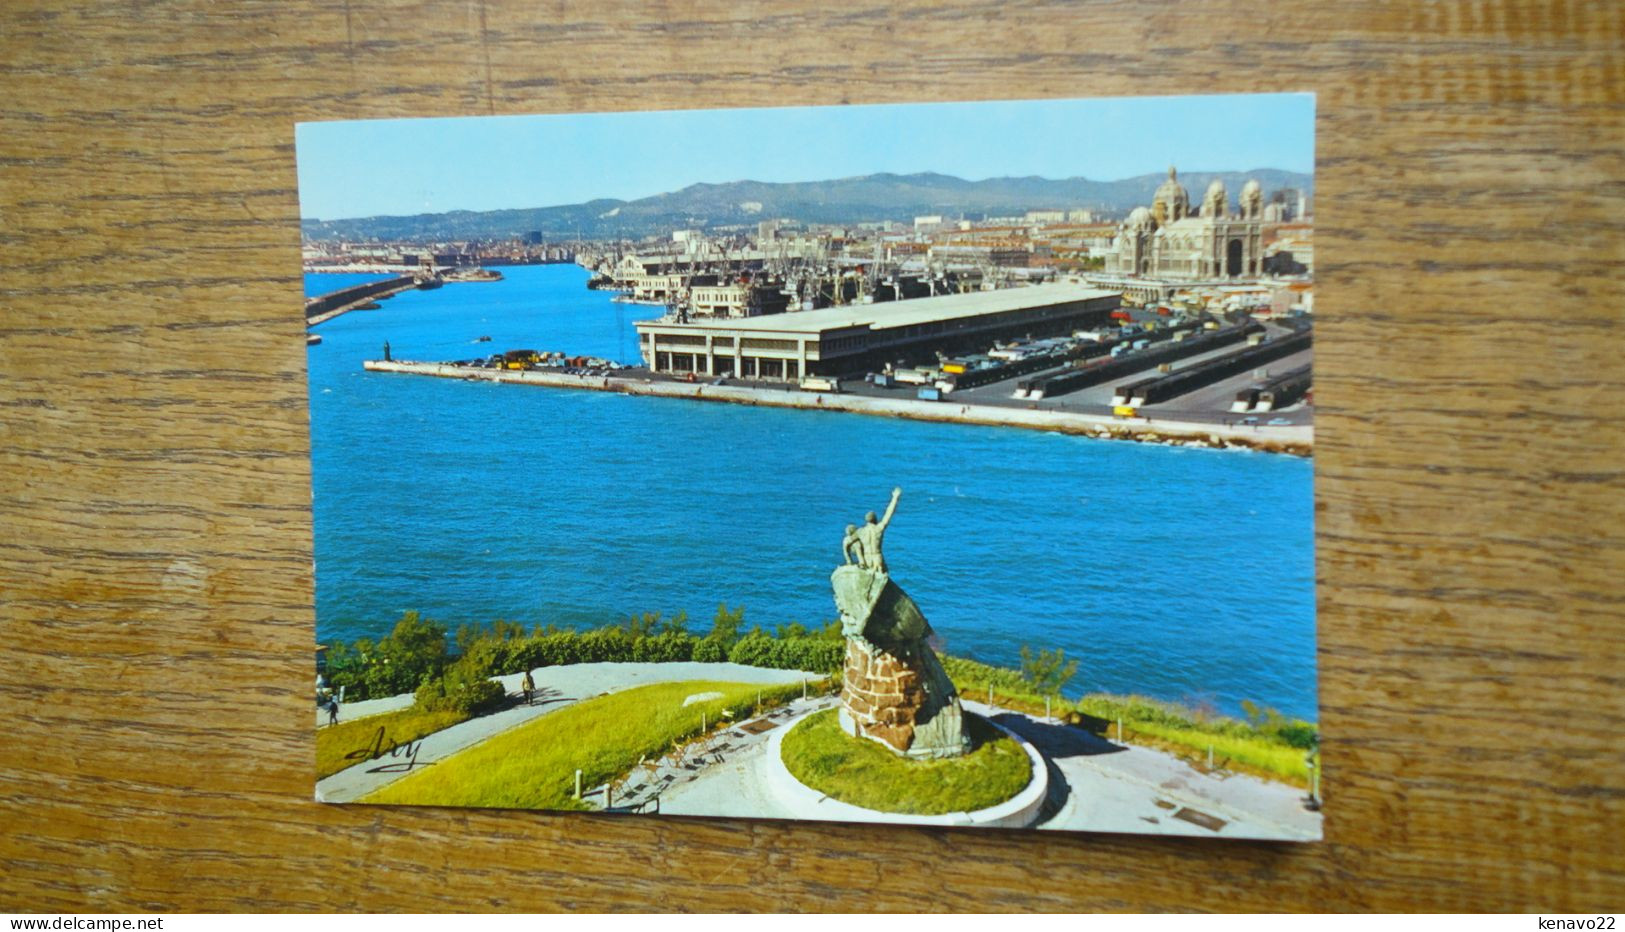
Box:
[970,702,1321,840]
[658,700,1322,841]
[314,692,413,728]
[315,661,822,804]
[604,696,838,815]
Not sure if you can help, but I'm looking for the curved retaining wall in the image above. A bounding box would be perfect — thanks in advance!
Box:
[762,709,1049,829]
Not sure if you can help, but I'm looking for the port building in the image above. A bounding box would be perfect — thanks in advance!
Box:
[633,282,1121,381]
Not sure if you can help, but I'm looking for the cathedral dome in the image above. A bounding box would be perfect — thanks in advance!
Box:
[1202,178,1228,218]
[1125,206,1155,230]
[1152,166,1190,225]
[1239,179,1264,219]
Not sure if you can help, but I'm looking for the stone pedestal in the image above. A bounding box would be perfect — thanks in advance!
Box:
[831,563,967,759]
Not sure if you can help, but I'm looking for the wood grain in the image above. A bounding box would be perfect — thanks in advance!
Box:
[2,0,1621,912]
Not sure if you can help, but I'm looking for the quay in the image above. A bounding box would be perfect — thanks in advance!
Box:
[361,359,1312,455]
[305,275,418,327]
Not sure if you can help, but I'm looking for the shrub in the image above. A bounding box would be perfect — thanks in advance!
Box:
[415,658,506,715]
[632,631,696,663]
[1241,699,1319,750]
[1019,645,1079,697]
[455,635,513,680]
[692,638,728,663]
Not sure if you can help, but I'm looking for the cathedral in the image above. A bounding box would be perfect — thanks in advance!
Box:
[1105,167,1265,281]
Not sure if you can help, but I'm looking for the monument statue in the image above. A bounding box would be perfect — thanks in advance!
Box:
[843,487,899,574]
[831,487,967,759]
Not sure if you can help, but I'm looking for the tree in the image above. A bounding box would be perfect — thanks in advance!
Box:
[1019,645,1079,697]
[332,611,450,700]
[709,603,745,645]
[661,610,689,636]
[621,611,663,638]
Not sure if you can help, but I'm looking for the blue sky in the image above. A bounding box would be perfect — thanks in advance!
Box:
[296,93,1314,220]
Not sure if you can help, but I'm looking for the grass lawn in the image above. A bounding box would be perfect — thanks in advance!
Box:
[360,679,803,809]
[779,709,1031,815]
[941,655,1315,787]
[317,707,470,779]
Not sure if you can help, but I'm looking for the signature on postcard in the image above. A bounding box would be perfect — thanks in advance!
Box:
[345,726,427,774]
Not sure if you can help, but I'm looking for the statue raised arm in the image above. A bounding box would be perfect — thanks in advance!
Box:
[855,487,903,574]
[877,487,901,532]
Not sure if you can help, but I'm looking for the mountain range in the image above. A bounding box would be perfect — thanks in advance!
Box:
[300,169,1313,242]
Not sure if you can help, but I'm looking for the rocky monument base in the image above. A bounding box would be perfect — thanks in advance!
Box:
[838,633,966,759]
[830,488,968,760]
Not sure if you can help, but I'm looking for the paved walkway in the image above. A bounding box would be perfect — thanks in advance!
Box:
[588,696,838,814]
[315,662,822,803]
[658,700,1322,841]
[314,692,413,728]
[972,702,1321,840]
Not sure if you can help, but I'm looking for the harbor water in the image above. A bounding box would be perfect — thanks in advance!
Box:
[306,265,1317,720]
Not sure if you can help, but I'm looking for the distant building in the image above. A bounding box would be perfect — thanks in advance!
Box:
[1104,167,1265,281]
[1265,224,1314,276]
[634,283,1120,381]
[913,215,946,233]
[687,282,790,318]
[1024,209,1067,224]
[929,244,1032,268]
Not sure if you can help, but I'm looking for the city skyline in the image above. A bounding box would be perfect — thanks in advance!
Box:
[296,94,1315,220]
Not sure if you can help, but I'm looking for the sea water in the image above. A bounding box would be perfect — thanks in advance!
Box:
[305,265,1317,720]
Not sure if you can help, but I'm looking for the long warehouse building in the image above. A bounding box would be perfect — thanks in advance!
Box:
[634,282,1122,381]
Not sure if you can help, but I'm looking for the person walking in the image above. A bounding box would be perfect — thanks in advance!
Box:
[521,669,535,706]
[326,696,340,725]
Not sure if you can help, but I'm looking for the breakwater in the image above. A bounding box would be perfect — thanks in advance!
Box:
[361,359,1312,456]
[306,275,416,326]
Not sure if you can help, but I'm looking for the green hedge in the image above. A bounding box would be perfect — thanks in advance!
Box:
[401,626,843,684]
[692,639,728,663]
[726,633,844,674]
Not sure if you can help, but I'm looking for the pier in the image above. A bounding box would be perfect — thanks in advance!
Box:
[360,359,1312,455]
[305,275,417,327]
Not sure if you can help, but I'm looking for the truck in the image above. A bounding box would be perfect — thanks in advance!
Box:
[502,349,541,370]
[799,376,840,393]
[916,387,942,402]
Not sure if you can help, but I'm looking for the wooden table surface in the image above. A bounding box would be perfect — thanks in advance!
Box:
[1,0,1620,913]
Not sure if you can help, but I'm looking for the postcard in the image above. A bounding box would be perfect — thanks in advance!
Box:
[300,94,1320,839]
